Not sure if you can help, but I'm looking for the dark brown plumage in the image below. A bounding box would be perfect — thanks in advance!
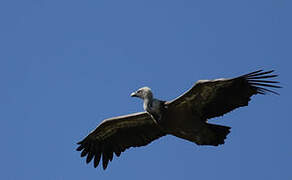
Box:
[76,70,280,170]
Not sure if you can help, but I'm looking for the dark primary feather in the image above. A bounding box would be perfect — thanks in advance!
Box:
[76,112,166,170]
[166,70,281,120]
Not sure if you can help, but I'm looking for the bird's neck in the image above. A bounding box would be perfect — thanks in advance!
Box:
[143,97,153,111]
[144,97,165,124]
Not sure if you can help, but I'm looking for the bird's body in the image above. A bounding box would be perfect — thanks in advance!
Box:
[76,70,281,170]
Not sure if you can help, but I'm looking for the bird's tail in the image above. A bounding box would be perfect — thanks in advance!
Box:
[197,123,231,146]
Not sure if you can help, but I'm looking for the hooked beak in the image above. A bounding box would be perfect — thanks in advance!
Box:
[130,92,137,97]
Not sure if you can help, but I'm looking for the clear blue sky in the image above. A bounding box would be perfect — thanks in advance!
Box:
[1,0,291,179]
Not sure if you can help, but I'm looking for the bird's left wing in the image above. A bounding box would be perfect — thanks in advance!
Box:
[166,70,281,120]
[76,112,166,170]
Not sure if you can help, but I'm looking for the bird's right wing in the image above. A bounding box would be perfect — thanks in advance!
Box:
[166,70,280,120]
[76,112,166,170]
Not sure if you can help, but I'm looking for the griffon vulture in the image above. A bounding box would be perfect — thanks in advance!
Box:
[76,70,280,170]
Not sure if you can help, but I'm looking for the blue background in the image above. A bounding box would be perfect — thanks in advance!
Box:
[1,0,291,179]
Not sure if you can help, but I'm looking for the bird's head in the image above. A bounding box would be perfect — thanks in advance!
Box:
[131,87,153,100]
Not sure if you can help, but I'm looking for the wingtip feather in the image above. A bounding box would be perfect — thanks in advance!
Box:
[243,69,281,95]
[94,152,101,168]
[76,145,83,151]
[81,148,89,157]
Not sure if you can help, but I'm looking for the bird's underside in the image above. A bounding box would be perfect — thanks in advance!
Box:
[76,70,281,170]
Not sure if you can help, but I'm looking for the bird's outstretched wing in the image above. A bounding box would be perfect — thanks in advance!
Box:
[76,112,166,170]
[166,70,281,120]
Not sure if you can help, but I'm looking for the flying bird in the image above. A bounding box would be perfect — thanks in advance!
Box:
[76,70,280,170]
